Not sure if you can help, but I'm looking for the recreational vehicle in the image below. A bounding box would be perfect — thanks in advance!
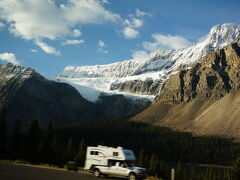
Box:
[84,145,147,180]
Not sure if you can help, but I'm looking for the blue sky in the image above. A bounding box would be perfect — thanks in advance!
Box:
[0,0,240,76]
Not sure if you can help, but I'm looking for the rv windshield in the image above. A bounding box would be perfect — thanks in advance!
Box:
[124,161,134,167]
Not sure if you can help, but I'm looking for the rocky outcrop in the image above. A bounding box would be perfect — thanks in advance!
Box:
[133,40,240,138]
[0,64,150,131]
[110,79,163,95]
[155,40,240,103]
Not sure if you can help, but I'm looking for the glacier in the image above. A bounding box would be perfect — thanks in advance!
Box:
[57,24,240,100]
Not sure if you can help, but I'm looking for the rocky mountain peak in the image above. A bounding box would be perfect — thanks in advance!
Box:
[57,24,240,97]
[132,40,240,138]
[0,63,36,80]
[155,39,240,104]
[205,23,240,50]
[209,23,240,37]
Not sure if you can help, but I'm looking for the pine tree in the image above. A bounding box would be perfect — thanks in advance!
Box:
[148,154,158,176]
[176,162,184,180]
[137,148,144,167]
[233,156,240,180]
[9,118,22,160]
[51,135,64,167]
[65,138,75,162]
[75,139,86,167]
[158,161,168,179]
[40,120,54,164]
[0,105,7,159]
[24,119,41,163]
[189,165,195,180]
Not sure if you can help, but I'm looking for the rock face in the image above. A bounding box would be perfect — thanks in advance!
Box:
[0,64,96,130]
[58,24,240,95]
[155,40,240,103]
[0,64,150,130]
[110,79,163,95]
[133,40,240,138]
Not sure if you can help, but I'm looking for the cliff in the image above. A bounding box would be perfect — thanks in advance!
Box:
[133,40,240,138]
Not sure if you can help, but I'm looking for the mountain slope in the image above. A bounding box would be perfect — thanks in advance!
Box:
[132,40,240,138]
[58,24,240,96]
[0,64,150,130]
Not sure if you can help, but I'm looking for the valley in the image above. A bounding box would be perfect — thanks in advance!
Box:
[0,1,240,178]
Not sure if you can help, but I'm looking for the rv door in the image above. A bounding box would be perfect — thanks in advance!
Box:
[116,161,128,176]
[107,161,120,176]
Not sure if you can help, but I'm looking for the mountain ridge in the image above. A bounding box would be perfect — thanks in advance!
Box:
[132,40,240,138]
[0,63,150,130]
[57,23,240,96]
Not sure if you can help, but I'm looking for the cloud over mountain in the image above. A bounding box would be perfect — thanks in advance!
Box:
[143,33,191,51]
[0,0,120,54]
[0,53,19,64]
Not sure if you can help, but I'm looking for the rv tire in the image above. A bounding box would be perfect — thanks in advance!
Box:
[93,169,101,178]
[129,173,137,180]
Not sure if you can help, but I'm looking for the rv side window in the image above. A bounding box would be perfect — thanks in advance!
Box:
[113,152,119,156]
[108,160,117,167]
[90,151,99,155]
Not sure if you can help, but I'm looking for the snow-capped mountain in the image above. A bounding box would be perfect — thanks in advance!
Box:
[57,24,240,96]
[0,63,151,130]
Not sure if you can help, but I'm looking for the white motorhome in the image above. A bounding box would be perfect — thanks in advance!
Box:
[84,145,147,180]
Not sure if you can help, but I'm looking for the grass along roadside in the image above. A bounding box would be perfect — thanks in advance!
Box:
[0,160,163,179]
[0,159,87,173]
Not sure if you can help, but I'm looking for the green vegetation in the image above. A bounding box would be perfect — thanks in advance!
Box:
[56,119,240,179]
[0,105,7,159]
[57,119,240,165]
[1,105,240,179]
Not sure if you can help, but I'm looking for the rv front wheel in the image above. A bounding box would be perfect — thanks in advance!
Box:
[129,173,137,180]
[93,169,101,177]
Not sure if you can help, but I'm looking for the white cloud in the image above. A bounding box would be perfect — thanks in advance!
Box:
[30,49,38,53]
[72,29,82,37]
[124,18,143,28]
[122,8,149,39]
[61,39,85,45]
[98,40,106,47]
[136,8,152,17]
[0,0,120,54]
[123,27,139,39]
[132,50,149,61]
[102,0,110,4]
[143,33,191,51]
[0,53,19,64]
[61,0,120,25]
[97,48,109,54]
[35,40,61,55]
[124,19,131,27]
[1,0,69,40]
[132,18,143,28]
[0,22,4,30]
[97,40,108,53]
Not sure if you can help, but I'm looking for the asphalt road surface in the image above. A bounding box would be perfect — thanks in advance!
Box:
[0,163,119,180]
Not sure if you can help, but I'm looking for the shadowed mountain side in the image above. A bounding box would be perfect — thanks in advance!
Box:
[0,64,150,131]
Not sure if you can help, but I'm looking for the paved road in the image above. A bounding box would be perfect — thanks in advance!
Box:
[0,163,119,180]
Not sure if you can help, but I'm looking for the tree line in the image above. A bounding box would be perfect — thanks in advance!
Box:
[56,118,240,179]
[1,104,240,179]
[0,105,86,167]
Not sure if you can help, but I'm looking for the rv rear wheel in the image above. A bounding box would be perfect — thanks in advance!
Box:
[129,173,137,180]
[93,169,101,177]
